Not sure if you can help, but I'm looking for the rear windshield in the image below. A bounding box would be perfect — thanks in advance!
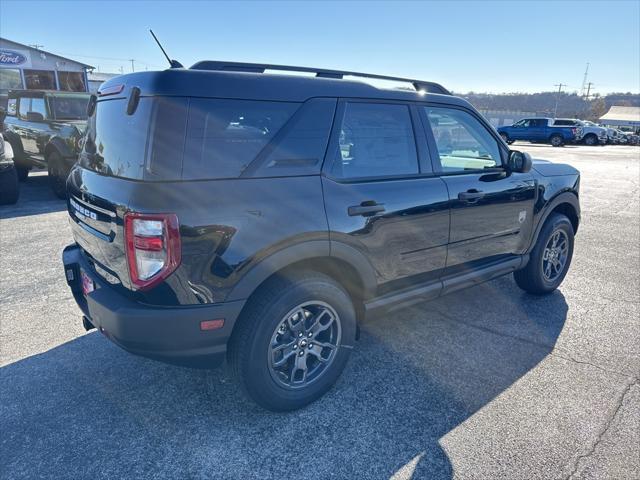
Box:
[80,96,299,180]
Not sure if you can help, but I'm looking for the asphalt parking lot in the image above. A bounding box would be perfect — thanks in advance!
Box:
[1,144,638,479]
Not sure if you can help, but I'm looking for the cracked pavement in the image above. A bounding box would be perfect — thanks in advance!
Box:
[1,144,639,479]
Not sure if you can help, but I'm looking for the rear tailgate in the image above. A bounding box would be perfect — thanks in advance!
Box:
[67,166,136,289]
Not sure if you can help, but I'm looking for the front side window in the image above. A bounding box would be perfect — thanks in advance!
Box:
[29,98,47,117]
[425,106,502,173]
[332,102,418,179]
[24,69,56,90]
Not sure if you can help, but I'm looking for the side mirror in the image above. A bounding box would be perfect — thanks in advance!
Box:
[26,111,45,122]
[508,150,532,173]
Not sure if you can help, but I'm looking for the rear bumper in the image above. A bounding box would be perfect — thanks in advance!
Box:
[62,244,245,368]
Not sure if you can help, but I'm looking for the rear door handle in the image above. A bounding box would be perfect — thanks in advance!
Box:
[348,201,386,217]
[458,189,485,203]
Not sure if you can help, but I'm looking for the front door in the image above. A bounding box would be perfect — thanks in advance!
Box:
[323,101,450,292]
[421,105,536,269]
[17,96,50,162]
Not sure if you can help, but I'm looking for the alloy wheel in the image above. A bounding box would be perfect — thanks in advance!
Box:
[267,301,341,390]
[542,229,569,282]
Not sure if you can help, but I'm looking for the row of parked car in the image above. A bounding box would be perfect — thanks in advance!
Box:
[497,117,639,147]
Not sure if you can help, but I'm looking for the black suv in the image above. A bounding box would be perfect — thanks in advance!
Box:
[3,89,90,198]
[62,63,580,411]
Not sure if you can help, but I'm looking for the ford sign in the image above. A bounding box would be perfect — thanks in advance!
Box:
[0,49,27,66]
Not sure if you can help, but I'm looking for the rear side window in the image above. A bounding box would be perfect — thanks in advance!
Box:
[331,102,418,179]
[182,99,299,180]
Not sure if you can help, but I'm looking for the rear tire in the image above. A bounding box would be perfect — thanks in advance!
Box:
[0,166,20,205]
[550,134,563,147]
[47,151,68,199]
[15,165,29,181]
[229,270,356,411]
[514,213,574,295]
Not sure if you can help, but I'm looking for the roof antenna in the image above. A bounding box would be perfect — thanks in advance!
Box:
[149,29,183,69]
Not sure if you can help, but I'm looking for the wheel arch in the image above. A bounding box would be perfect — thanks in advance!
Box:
[45,137,73,160]
[528,192,580,253]
[226,240,378,321]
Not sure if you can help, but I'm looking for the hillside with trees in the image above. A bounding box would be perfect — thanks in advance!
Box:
[456,91,639,120]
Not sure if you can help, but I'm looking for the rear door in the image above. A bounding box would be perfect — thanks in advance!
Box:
[420,105,536,269]
[322,100,450,292]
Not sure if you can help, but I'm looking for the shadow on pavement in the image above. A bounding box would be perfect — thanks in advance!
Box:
[0,172,66,219]
[0,277,567,479]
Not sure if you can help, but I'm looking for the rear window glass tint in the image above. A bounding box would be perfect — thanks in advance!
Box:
[248,98,336,177]
[182,98,299,180]
[81,98,152,179]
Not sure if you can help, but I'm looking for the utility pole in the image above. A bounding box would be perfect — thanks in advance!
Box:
[585,82,594,100]
[580,62,590,97]
[553,83,565,118]
[129,59,135,72]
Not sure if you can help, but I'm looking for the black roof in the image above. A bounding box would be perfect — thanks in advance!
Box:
[97,66,471,108]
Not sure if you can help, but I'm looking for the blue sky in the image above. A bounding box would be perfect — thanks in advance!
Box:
[1,0,638,94]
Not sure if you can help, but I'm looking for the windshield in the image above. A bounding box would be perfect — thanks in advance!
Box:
[49,95,90,120]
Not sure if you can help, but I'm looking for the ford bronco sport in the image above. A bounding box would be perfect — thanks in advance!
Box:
[3,89,90,198]
[62,62,580,411]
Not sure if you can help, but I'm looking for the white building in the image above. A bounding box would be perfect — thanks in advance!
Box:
[599,106,640,131]
[0,37,93,108]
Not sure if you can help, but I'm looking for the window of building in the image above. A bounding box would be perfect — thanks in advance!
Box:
[24,69,56,90]
[58,71,86,92]
[0,69,23,90]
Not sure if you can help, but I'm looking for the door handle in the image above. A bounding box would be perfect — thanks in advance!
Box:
[458,189,485,203]
[348,201,386,217]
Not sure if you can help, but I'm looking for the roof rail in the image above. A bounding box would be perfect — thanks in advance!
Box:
[190,61,451,95]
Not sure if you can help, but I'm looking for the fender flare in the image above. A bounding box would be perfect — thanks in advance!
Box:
[225,240,378,302]
[2,131,24,161]
[527,191,580,253]
[45,137,74,160]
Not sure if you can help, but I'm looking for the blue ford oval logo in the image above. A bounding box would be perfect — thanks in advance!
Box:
[0,49,27,66]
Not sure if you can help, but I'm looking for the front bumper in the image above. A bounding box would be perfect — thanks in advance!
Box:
[62,244,245,368]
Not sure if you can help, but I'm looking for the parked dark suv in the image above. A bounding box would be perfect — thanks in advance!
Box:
[3,89,90,198]
[62,63,580,411]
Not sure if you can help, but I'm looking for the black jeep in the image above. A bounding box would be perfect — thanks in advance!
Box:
[3,89,90,198]
[62,63,580,411]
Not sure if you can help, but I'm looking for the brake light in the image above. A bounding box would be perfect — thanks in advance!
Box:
[124,212,181,290]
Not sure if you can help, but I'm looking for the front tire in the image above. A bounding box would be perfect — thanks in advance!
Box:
[500,132,514,145]
[514,213,574,294]
[15,165,29,181]
[47,151,68,199]
[229,271,356,411]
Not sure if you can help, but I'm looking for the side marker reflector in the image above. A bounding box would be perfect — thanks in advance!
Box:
[200,319,225,331]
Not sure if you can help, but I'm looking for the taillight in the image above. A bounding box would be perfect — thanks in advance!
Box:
[124,212,181,290]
